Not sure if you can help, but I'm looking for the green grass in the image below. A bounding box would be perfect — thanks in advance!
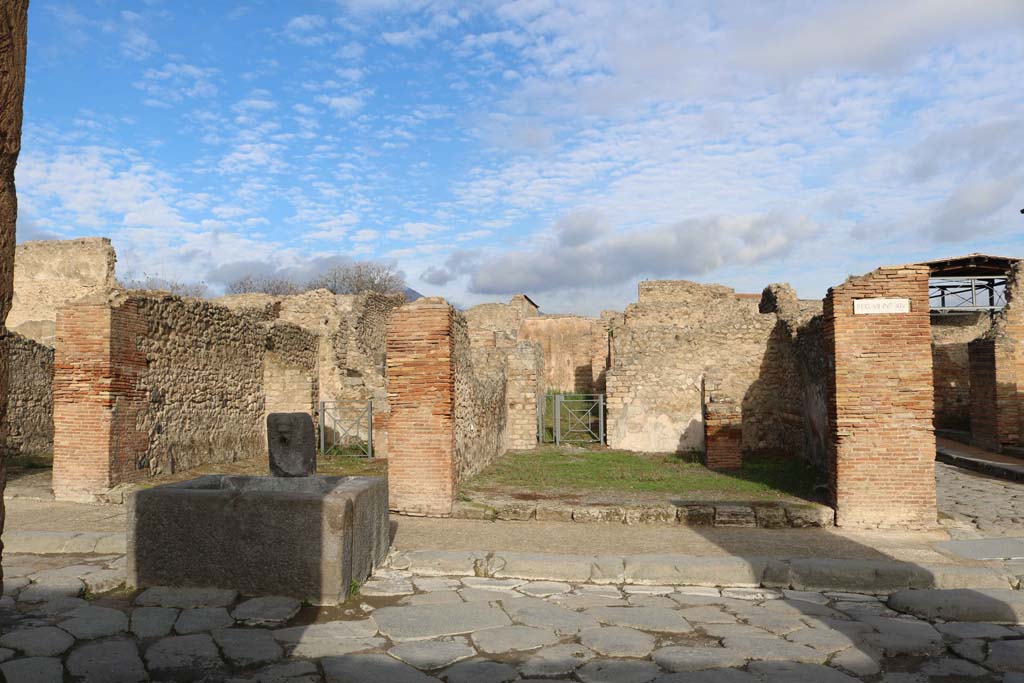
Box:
[464,447,822,500]
[317,455,388,478]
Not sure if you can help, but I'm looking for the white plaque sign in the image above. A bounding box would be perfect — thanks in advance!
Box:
[853,298,911,315]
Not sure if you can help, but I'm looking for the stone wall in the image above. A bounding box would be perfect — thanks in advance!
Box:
[968,263,1024,452]
[0,331,53,457]
[606,280,803,455]
[216,289,404,457]
[464,294,539,339]
[824,265,936,529]
[931,313,991,431]
[8,238,118,346]
[386,297,543,516]
[263,322,320,430]
[518,316,608,393]
[52,292,319,501]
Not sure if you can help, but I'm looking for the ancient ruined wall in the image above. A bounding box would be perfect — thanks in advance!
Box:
[465,294,539,338]
[968,264,1024,451]
[761,284,830,470]
[606,280,802,455]
[931,313,991,432]
[216,289,404,457]
[263,322,320,425]
[8,238,118,345]
[505,341,544,450]
[453,314,508,481]
[52,292,320,500]
[825,265,936,529]
[0,331,53,456]
[518,316,608,393]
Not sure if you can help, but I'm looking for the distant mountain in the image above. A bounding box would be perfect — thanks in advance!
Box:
[404,286,424,301]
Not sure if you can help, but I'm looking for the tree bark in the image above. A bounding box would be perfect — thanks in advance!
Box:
[0,0,30,583]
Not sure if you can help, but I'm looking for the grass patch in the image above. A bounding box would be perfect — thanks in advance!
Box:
[464,447,822,500]
[316,455,387,478]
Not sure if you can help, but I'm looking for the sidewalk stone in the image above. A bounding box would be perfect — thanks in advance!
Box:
[273,620,380,658]
[888,588,1024,623]
[135,586,237,608]
[374,603,510,641]
[130,606,178,638]
[65,639,146,683]
[517,581,572,597]
[213,628,283,667]
[231,596,301,626]
[580,626,656,657]
[0,656,63,683]
[0,626,75,656]
[80,569,124,593]
[470,625,559,654]
[17,578,84,602]
[321,653,438,683]
[388,639,475,669]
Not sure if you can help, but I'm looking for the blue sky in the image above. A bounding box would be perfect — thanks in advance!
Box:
[17,0,1024,314]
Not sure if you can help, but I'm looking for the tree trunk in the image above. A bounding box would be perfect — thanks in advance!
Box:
[0,0,30,583]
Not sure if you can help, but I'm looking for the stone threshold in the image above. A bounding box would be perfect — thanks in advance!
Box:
[451,498,835,528]
[386,549,1021,595]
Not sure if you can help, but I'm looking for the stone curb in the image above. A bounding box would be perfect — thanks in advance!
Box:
[936,446,1024,483]
[4,531,127,555]
[452,499,835,528]
[385,550,1020,594]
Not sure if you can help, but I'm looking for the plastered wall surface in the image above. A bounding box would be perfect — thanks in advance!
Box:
[0,331,53,456]
[518,316,608,393]
[8,238,118,345]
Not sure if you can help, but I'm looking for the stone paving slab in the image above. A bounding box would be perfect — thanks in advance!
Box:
[0,552,1021,682]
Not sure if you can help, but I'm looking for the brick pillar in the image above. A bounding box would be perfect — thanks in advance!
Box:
[385,299,456,516]
[824,266,936,528]
[52,297,148,501]
[702,377,742,469]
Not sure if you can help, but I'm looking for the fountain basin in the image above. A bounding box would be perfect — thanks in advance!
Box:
[126,475,388,605]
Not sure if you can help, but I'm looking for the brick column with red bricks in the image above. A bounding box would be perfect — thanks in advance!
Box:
[702,376,742,470]
[385,298,457,516]
[52,297,148,501]
[824,265,937,528]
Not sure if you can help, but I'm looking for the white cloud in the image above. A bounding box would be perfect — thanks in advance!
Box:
[316,94,366,117]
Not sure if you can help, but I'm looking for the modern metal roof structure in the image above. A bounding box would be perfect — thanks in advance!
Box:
[918,253,1020,314]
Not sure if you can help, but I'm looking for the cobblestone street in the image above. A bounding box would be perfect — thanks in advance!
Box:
[1,552,1023,682]
[936,463,1024,537]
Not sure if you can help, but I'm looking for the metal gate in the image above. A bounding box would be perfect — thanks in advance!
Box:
[319,400,373,458]
[539,393,605,445]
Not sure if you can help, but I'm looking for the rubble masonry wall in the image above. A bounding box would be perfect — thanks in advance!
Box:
[0,331,53,457]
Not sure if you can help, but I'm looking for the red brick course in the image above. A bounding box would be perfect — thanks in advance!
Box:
[385,300,457,516]
[824,266,937,529]
[52,298,148,500]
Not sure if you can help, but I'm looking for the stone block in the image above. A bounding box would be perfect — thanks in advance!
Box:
[490,553,596,582]
[753,504,788,529]
[713,505,756,527]
[677,505,715,526]
[267,413,316,477]
[127,475,388,605]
